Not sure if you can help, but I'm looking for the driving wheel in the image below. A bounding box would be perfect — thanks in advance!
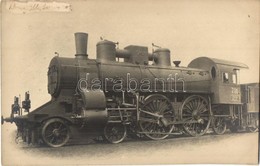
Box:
[180,95,211,137]
[139,94,175,140]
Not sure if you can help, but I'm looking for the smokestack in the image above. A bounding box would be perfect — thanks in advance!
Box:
[75,32,88,59]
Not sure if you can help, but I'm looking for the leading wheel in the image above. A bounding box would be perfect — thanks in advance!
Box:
[180,95,211,137]
[212,117,226,135]
[104,123,127,144]
[41,118,70,147]
[139,94,175,140]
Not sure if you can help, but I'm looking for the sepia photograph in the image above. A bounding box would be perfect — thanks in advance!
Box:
[1,0,259,165]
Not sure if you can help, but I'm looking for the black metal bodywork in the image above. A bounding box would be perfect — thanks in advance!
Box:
[2,32,259,147]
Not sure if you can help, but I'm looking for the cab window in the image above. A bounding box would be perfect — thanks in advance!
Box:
[232,74,237,84]
[233,69,240,84]
[223,72,229,83]
[211,67,216,80]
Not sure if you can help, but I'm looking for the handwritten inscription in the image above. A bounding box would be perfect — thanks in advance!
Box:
[7,1,71,14]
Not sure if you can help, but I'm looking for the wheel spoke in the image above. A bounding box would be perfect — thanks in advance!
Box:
[146,105,154,113]
[200,107,208,113]
[45,133,54,138]
[188,102,194,112]
[192,100,197,110]
[152,101,158,112]
[195,99,200,111]
[163,110,173,115]
[54,122,59,129]
[183,109,192,116]
[184,105,193,113]
[197,102,204,112]
[158,101,168,114]
[183,117,193,122]
[156,100,160,111]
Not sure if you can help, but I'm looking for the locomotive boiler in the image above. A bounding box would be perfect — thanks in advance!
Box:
[2,32,259,147]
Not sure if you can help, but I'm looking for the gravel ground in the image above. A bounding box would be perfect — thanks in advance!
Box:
[2,124,259,165]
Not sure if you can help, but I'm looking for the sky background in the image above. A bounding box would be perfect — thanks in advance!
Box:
[2,0,259,115]
[1,0,259,164]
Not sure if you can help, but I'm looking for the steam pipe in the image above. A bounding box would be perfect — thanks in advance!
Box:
[115,49,131,59]
[116,50,157,61]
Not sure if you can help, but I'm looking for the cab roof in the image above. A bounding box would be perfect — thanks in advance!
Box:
[189,57,249,69]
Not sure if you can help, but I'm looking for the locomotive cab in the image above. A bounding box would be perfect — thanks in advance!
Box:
[188,57,254,134]
[188,57,248,104]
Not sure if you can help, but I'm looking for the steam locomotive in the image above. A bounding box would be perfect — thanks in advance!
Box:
[2,32,259,147]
